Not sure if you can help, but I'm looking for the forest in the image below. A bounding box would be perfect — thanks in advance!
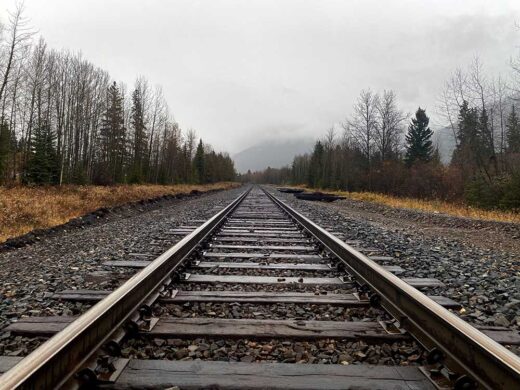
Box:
[241,58,520,210]
[0,5,235,186]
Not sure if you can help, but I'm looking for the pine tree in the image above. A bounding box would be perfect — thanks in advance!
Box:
[193,139,205,184]
[404,107,433,166]
[506,105,520,153]
[98,82,126,184]
[0,119,11,183]
[25,123,60,184]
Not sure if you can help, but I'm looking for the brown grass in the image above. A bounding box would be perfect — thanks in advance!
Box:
[291,185,520,224]
[0,182,239,244]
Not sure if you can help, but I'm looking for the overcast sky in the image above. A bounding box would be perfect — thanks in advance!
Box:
[4,0,520,153]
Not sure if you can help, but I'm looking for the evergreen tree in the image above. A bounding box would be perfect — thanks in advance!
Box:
[477,108,495,170]
[193,139,205,184]
[0,120,11,183]
[404,107,433,166]
[308,141,324,187]
[130,86,148,183]
[98,82,126,184]
[25,123,60,184]
[452,100,479,169]
[506,105,520,153]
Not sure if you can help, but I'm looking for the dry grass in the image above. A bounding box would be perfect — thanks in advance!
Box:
[292,185,520,224]
[0,182,239,243]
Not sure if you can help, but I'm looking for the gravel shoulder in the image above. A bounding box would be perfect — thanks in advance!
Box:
[272,189,520,334]
[320,197,520,253]
[0,187,244,356]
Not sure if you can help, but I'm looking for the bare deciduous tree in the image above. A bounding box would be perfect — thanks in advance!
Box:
[0,2,33,106]
[374,90,406,161]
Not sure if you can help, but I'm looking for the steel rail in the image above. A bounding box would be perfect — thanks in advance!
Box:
[0,187,250,390]
[264,188,520,389]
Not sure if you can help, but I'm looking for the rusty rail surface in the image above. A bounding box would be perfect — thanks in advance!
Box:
[0,188,250,390]
[264,188,520,389]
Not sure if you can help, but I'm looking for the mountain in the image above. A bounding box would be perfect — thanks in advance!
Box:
[233,138,314,173]
[432,126,457,164]
[233,128,455,173]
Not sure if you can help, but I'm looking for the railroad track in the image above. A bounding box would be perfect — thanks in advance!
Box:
[1,186,519,389]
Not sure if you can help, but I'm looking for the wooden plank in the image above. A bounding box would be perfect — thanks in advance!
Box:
[351,247,383,254]
[209,244,315,251]
[476,326,520,345]
[220,229,303,236]
[128,253,155,258]
[52,289,113,302]
[236,210,276,212]
[110,360,435,390]
[214,237,310,244]
[427,295,462,309]
[104,256,329,269]
[203,252,322,260]
[13,316,516,346]
[186,273,444,288]
[368,256,395,262]
[228,219,292,223]
[185,274,345,285]
[232,215,287,220]
[216,232,305,238]
[227,220,293,225]
[51,290,461,309]
[169,291,368,305]
[149,318,409,341]
[0,356,23,374]
[52,290,367,305]
[4,316,74,336]
[196,261,401,274]
[222,227,299,232]
[381,265,404,273]
[194,261,331,271]
[402,278,445,288]
[167,230,194,235]
[104,260,151,268]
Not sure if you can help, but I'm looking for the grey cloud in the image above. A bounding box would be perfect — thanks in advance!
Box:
[10,0,520,153]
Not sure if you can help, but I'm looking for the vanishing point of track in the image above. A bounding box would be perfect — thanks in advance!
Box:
[1,186,520,389]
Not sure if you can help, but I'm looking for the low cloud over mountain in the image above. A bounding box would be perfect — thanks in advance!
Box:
[233,138,314,173]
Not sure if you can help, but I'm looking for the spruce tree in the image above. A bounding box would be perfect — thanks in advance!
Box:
[193,139,205,184]
[130,87,148,183]
[99,82,126,184]
[506,105,520,153]
[0,120,10,183]
[308,141,324,187]
[404,107,433,166]
[452,100,479,167]
[25,124,60,184]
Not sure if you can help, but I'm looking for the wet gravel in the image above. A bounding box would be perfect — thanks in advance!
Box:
[269,188,520,332]
[199,257,331,264]
[4,185,517,367]
[170,282,356,294]
[0,187,244,352]
[121,337,426,365]
[160,302,389,321]
[189,267,341,278]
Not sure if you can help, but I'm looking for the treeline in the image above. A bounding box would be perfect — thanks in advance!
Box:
[0,5,235,186]
[243,58,520,210]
